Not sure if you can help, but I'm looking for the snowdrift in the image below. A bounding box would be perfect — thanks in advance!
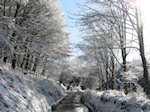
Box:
[81,90,150,112]
[0,62,65,112]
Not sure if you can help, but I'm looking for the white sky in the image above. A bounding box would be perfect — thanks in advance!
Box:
[127,0,150,61]
[142,1,150,58]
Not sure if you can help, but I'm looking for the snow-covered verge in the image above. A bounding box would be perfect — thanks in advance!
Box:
[0,62,65,112]
[81,90,150,112]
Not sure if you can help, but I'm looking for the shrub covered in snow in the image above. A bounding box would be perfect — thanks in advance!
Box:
[81,90,150,112]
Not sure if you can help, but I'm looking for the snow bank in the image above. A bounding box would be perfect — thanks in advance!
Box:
[0,62,65,112]
[81,90,150,112]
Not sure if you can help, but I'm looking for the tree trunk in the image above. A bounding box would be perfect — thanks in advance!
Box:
[2,0,7,63]
[24,53,30,70]
[11,3,20,69]
[3,57,7,63]
[136,7,150,97]
[120,13,128,94]
[28,55,33,70]
[98,65,103,90]
[32,57,39,72]
[122,52,127,94]
[139,24,150,97]
[12,54,16,69]
[105,50,109,90]
[111,56,115,90]
[21,55,25,68]
[141,50,150,97]
[41,58,47,76]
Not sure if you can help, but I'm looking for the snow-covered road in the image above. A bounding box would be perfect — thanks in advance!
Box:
[52,92,89,112]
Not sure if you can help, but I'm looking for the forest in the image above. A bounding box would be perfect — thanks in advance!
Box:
[0,0,150,108]
[0,0,71,78]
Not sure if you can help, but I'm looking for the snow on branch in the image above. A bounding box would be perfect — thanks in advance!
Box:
[14,0,29,5]
[0,35,14,55]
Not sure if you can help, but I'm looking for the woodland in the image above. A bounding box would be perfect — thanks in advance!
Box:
[1,0,150,99]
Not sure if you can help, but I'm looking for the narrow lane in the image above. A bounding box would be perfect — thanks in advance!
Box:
[52,92,89,112]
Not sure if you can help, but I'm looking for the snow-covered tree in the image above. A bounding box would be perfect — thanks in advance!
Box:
[75,0,150,97]
[0,0,70,78]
